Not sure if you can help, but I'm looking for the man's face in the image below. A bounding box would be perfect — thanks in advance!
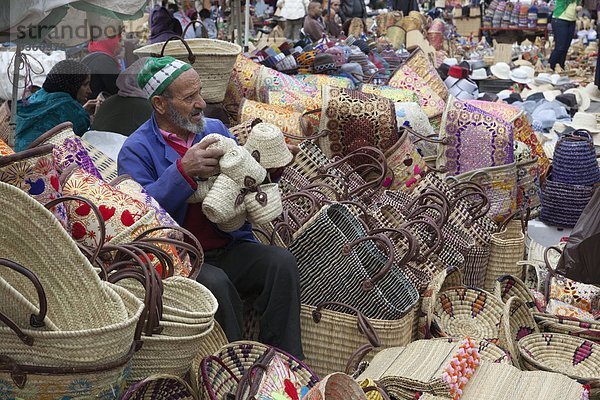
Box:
[331,1,340,12]
[309,3,323,16]
[161,69,207,133]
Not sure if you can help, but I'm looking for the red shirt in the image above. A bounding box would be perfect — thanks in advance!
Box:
[163,135,230,251]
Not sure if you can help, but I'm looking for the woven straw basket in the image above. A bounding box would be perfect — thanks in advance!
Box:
[134,37,242,103]
[199,341,319,400]
[432,286,504,344]
[518,332,600,393]
[121,374,197,400]
[189,322,229,394]
[304,372,368,400]
[300,302,415,377]
[484,218,525,292]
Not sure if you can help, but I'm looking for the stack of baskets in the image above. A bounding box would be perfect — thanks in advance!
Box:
[540,130,600,228]
[0,182,144,399]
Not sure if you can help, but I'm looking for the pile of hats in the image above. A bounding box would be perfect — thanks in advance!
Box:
[200,123,292,231]
[540,130,600,227]
[254,42,302,74]
[444,64,480,100]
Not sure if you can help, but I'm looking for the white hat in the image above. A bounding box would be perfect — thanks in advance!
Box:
[445,75,459,88]
[510,66,533,84]
[522,87,561,102]
[443,57,459,66]
[534,73,553,85]
[564,112,600,133]
[490,62,511,80]
[549,73,571,86]
[469,68,489,80]
[583,83,600,102]
[564,88,591,112]
[497,89,512,100]
[514,58,534,67]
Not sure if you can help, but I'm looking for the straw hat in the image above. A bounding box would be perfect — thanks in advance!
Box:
[564,112,600,133]
[490,62,511,80]
[219,147,267,187]
[202,174,246,224]
[510,66,533,84]
[244,122,293,169]
[199,133,238,152]
[583,83,600,102]
[564,88,591,112]
[514,58,534,67]
[521,87,561,102]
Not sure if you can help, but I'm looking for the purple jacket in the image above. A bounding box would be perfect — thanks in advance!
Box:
[149,6,183,44]
[117,114,257,245]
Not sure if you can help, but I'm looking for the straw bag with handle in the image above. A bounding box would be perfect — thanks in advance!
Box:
[134,35,241,103]
[483,211,527,292]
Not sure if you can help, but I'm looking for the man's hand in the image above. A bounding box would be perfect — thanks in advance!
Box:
[180,136,224,179]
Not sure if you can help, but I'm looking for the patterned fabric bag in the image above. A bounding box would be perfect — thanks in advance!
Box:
[255,65,320,105]
[438,96,514,176]
[383,129,428,191]
[296,74,355,89]
[27,121,102,179]
[239,99,307,143]
[517,157,541,216]
[61,167,153,249]
[266,90,320,113]
[318,86,399,160]
[401,47,449,101]
[360,84,419,103]
[223,55,262,124]
[0,144,68,226]
[0,137,14,156]
[387,64,446,118]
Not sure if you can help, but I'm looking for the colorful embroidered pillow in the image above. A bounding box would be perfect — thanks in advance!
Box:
[438,96,514,176]
[387,64,446,118]
[318,86,399,159]
[296,74,355,89]
[360,84,419,103]
[546,299,596,322]
[549,275,600,313]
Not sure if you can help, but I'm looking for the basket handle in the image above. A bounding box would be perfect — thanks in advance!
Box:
[44,196,105,268]
[302,181,344,202]
[345,343,375,375]
[367,227,420,266]
[543,245,563,303]
[133,225,204,280]
[401,125,450,145]
[182,20,204,38]
[136,237,203,279]
[405,203,447,228]
[281,191,322,226]
[200,355,240,400]
[312,301,381,347]
[0,260,46,346]
[399,218,445,259]
[342,234,396,291]
[308,174,350,200]
[234,348,277,399]
[127,241,175,279]
[157,36,196,64]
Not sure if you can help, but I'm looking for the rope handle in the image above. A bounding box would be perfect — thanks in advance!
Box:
[44,196,105,268]
[313,301,382,347]
[182,20,204,37]
[156,36,196,64]
[543,245,563,303]
[399,218,445,259]
[0,259,47,346]
[367,227,420,266]
[234,348,277,399]
[345,343,375,375]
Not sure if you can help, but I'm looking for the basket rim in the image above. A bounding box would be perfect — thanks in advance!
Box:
[134,38,242,58]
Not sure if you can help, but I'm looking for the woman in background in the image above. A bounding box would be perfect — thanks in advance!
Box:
[16,60,95,151]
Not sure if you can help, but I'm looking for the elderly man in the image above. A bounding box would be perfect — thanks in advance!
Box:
[117,57,304,359]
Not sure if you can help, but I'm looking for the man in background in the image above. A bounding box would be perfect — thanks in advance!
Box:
[303,1,326,41]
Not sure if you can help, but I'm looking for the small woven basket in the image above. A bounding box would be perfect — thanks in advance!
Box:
[304,372,368,400]
[540,178,595,228]
[134,37,242,103]
[245,183,283,226]
[484,219,525,292]
[202,174,246,225]
[500,296,540,366]
[432,286,504,344]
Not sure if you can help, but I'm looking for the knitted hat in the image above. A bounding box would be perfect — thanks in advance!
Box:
[313,53,337,73]
[137,56,193,99]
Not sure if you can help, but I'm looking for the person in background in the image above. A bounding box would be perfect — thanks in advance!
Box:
[170,3,195,39]
[149,0,183,44]
[339,0,366,22]
[278,0,309,41]
[549,0,580,69]
[15,60,95,151]
[81,34,123,99]
[91,58,152,136]
[199,9,218,38]
[118,57,304,359]
[325,0,343,37]
[304,1,327,41]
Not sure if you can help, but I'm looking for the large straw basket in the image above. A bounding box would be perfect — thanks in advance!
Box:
[134,36,242,103]
[431,286,504,344]
[0,283,139,399]
[300,301,415,377]
[484,218,526,292]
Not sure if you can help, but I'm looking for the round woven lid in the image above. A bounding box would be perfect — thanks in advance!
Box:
[244,122,293,169]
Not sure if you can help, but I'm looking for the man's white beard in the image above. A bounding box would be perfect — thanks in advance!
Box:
[167,101,206,133]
